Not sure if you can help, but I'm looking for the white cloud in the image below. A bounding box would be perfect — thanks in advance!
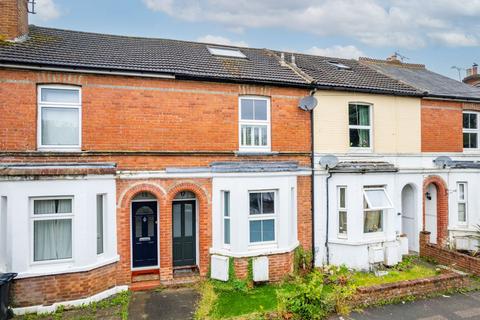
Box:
[196,35,248,47]
[143,0,480,49]
[306,45,364,59]
[428,32,479,47]
[32,0,61,21]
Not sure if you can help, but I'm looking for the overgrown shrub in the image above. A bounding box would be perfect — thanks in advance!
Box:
[278,271,333,320]
[294,246,313,275]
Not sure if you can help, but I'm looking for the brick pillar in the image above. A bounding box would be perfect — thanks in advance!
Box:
[419,231,431,256]
[0,0,28,41]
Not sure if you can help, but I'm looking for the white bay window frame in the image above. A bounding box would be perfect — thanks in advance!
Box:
[30,196,74,264]
[362,187,393,234]
[248,190,276,246]
[222,191,231,247]
[238,96,271,153]
[457,182,467,225]
[337,186,347,237]
[37,85,82,151]
[463,111,479,150]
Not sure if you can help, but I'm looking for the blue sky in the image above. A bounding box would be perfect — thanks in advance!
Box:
[30,0,480,80]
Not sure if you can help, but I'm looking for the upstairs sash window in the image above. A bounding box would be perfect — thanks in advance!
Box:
[239,97,270,152]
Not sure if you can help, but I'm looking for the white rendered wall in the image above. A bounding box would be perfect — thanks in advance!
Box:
[211,174,299,257]
[0,176,118,278]
[0,196,7,272]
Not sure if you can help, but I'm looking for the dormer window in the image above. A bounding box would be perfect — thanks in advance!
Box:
[207,46,246,58]
[328,61,351,70]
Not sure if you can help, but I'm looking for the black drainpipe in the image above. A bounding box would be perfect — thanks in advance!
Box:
[325,169,333,265]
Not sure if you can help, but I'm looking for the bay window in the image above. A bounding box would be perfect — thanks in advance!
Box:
[338,187,347,235]
[96,194,105,255]
[457,182,467,224]
[222,191,231,245]
[349,103,372,149]
[32,198,73,262]
[239,96,270,152]
[363,187,392,233]
[463,112,479,149]
[249,191,275,244]
[38,86,81,150]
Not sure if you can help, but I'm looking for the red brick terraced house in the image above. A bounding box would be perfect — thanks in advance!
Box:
[0,0,315,313]
[362,56,480,251]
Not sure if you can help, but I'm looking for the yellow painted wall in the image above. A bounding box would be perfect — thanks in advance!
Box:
[314,91,421,154]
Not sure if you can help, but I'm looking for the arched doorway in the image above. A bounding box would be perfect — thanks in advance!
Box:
[424,183,438,244]
[401,184,417,251]
[131,192,158,269]
[172,191,197,268]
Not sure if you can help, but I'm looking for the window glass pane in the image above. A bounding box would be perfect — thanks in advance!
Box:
[173,204,182,238]
[135,216,142,238]
[241,99,254,120]
[254,127,260,145]
[262,219,275,241]
[34,199,72,214]
[41,88,79,104]
[147,216,155,237]
[254,100,267,120]
[339,188,346,208]
[350,128,370,148]
[339,211,347,234]
[249,193,261,215]
[261,126,267,146]
[34,219,72,261]
[184,204,193,237]
[364,189,392,209]
[96,195,104,254]
[364,210,383,233]
[463,113,470,129]
[174,191,195,200]
[458,203,466,222]
[458,184,465,200]
[349,104,358,125]
[262,192,275,214]
[224,219,230,244]
[466,113,478,129]
[358,105,370,125]
[249,220,262,242]
[464,133,478,148]
[223,192,230,217]
[41,107,79,146]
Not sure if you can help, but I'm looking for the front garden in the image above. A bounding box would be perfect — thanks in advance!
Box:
[195,255,469,320]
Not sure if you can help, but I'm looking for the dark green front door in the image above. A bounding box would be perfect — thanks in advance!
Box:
[172,200,196,267]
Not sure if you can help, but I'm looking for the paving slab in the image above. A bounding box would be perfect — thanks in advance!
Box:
[128,288,199,320]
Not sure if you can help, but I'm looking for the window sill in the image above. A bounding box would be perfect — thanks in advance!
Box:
[349,147,373,153]
[37,147,82,153]
[235,151,278,157]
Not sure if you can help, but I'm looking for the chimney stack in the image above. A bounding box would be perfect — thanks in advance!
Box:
[0,0,29,42]
[463,63,480,87]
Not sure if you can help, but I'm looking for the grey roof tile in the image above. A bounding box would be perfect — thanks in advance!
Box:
[361,58,480,101]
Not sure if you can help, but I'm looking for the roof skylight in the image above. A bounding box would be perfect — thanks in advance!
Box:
[207,46,246,58]
[327,61,352,70]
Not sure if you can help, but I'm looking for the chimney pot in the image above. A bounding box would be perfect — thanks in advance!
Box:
[473,63,478,76]
[0,0,29,41]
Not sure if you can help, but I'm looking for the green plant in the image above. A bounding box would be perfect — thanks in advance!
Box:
[294,246,313,275]
[278,271,334,320]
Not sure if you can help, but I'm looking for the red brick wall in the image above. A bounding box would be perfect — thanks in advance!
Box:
[11,263,117,308]
[297,176,312,251]
[421,99,463,152]
[420,231,480,276]
[233,251,294,282]
[0,68,310,154]
[0,0,28,41]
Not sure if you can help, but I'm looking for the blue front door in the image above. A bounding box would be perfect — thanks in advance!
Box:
[132,201,158,268]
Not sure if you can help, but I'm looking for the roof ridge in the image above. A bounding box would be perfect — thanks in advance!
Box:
[359,57,426,69]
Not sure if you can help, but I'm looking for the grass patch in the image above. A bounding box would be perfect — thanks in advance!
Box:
[17,291,131,320]
[352,261,439,287]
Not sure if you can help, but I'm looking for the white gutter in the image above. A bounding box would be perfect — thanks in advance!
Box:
[0,63,175,79]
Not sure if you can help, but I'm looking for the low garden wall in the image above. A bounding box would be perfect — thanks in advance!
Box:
[352,272,468,307]
[420,231,480,276]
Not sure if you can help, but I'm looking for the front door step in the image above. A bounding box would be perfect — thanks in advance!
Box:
[132,272,160,283]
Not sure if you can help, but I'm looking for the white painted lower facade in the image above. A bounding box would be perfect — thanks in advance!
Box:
[0,175,118,279]
[314,152,480,270]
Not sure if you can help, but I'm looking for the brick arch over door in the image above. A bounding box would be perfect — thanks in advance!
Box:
[163,182,211,278]
[423,176,449,246]
[116,183,166,284]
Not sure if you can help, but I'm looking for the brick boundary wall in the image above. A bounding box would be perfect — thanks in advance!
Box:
[420,231,480,276]
[352,271,468,307]
[11,262,118,308]
[234,251,294,282]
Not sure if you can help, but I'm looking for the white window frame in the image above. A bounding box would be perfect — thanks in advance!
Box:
[96,194,106,255]
[457,182,468,225]
[30,196,74,264]
[362,187,392,234]
[463,111,479,151]
[348,102,373,152]
[248,190,277,246]
[238,96,271,153]
[222,191,231,248]
[37,85,82,151]
[337,186,347,238]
